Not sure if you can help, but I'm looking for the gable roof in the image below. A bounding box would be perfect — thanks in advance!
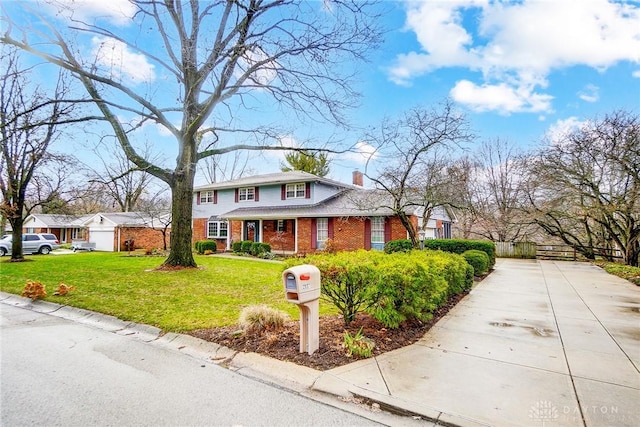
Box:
[83,212,171,227]
[220,189,404,220]
[194,171,355,192]
[24,213,92,228]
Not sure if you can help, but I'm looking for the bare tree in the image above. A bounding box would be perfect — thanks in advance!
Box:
[136,195,172,250]
[197,150,253,184]
[2,0,382,267]
[525,111,639,266]
[0,48,82,260]
[88,140,157,212]
[364,102,473,246]
[468,139,533,242]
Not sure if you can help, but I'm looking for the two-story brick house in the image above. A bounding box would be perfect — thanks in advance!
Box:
[192,171,453,254]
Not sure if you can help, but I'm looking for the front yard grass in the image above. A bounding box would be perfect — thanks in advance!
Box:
[0,252,334,332]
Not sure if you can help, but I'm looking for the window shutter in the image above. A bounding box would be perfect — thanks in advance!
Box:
[196,192,201,205]
[283,220,287,233]
[328,218,334,239]
[384,217,392,242]
[213,190,218,204]
[310,218,317,249]
[235,188,239,203]
[305,182,311,199]
[254,187,259,202]
[364,218,371,250]
[281,185,286,200]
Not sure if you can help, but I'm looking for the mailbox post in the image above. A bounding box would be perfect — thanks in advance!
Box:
[282,265,321,355]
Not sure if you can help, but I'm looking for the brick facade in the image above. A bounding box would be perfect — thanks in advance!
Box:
[117,227,169,251]
[262,219,296,252]
[192,215,412,254]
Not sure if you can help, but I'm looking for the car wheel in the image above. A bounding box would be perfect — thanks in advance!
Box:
[0,247,6,257]
[39,246,51,255]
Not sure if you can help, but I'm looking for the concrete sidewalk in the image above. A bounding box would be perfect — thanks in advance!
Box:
[314,259,640,426]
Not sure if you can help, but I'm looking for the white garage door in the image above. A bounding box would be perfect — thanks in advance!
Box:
[89,229,115,251]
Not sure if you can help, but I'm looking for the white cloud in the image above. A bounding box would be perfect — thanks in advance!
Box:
[546,117,586,143]
[578,84,599,103]
[451,80,553,114]
[342,141,378,163]
[47,0,136,26]
[633,70,640,78]
[390,0,640,113]
[91,37,155,83]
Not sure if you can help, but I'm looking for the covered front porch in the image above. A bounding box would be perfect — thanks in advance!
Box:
[230,218,298,254]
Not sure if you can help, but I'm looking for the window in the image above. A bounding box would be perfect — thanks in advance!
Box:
[316,218,328,249]
[286,183,306,199]
[371,217,385,250]
[238,187,255,201]
[200,191,215,204]
[71,228,81,240]
[208,221,228,238]
[277,219,286,232]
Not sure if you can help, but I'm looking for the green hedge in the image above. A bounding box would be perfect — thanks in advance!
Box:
[195,240,218,254]
[384,239,414,253]
[232,240,272,256]
[240,240,253,254]
[462,249,490,276]
[422,239,496,269]
[286,249,473,328]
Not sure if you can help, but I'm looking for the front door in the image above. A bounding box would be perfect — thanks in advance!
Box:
[244,221,260,242]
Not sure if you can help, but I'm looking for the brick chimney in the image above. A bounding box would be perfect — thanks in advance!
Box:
[352,170,364,186]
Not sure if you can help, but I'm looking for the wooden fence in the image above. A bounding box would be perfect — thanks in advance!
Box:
[495,241,537,259]
[495,242,624,262]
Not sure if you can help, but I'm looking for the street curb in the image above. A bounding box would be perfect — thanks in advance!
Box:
[1,292,472,426]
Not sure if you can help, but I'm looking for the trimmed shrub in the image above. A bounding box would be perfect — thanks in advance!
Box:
[195,240,217,254]
[286,250,380,326]
[232,241,242,253]
[287,249,473,328]
[384,239,414,253]
[240,240,253,254]
[462,249,490,276]
[370,251,471,328]
[423,239,496,269]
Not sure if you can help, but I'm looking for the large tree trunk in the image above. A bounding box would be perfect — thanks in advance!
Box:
[162,164,197,268]
[8,216,24,261]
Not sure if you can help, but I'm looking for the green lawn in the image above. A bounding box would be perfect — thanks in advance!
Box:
[0,252,334,332]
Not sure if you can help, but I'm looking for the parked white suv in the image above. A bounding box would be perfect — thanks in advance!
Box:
[0,233,60,256]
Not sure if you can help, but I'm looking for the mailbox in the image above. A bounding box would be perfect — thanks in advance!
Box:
[282,264,321,355]
[283,265,321,304]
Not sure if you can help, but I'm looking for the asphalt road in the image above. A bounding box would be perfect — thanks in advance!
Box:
[0,304,382,427]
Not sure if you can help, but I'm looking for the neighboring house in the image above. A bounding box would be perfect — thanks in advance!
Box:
[22,214,91,243]
[81,212,171,252]
[192,171,453,254]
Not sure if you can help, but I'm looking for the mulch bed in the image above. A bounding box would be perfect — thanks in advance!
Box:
[190,290,470,371]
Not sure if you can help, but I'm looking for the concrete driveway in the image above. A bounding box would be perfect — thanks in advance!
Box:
[314,259,640,427]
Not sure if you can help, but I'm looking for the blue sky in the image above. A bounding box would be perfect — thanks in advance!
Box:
[4,0,640,188]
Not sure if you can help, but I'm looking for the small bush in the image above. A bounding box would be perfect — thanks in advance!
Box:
[231,241,242,253]
[384,239,414,253]
[463,249,490,276]
[53,282,76,296]
[343,327,375,358]
[423,239,496,269]
[239,305,290,334]
[240,240,253,254]
[22,281,46,301]
[195,240,217,254]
